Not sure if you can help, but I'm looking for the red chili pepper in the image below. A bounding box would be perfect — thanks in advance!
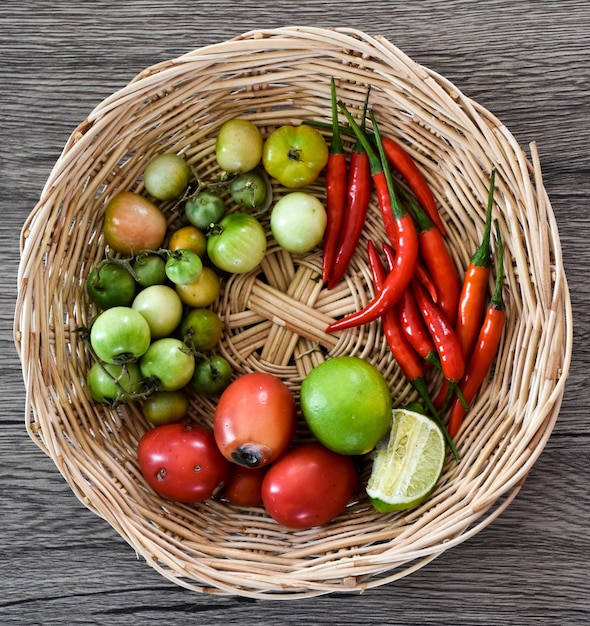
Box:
[447,221,506,438]
[382,242,439,366]
[410,195,461,325]
[412,279,465,383]
[455,166,496,358]
[322,77,348,285]
[433,167,497,411]
[327,89,371,289]
[381,135,447,236]
[368,241,459,461]
[326,107,419,333]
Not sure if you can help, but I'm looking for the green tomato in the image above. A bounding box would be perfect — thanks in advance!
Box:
[87,361,144,406]
[86,262,136,310]
[262,125,329,188]
[139,337,195,391]
[270,192,327,254]
[191,355,233,397]
[185,191,225,230]
[143,153,192,201]
[132,284,184,339]
[207,212,267,274]
[90,306,151,364]
[142,390,189,425]
[229,171,269,210]
[215,118,263,173]
[132,253,168,288]
[180,308,223,352]
[165,249,203,285]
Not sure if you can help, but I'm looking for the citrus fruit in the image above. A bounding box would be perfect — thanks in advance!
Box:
[300,356,392,455]
[366,407,445,512]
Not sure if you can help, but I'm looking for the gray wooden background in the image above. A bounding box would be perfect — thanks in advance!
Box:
[2,1,588,624]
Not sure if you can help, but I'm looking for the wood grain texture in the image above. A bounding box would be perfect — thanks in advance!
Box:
[1,1,588,624]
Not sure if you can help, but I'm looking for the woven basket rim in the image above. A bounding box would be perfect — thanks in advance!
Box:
[14,26,573,599]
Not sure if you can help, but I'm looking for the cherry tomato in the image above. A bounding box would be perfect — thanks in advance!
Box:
[261,443,358,529]
[168,225,207,258]
[132,284,183,339]
[165,249,203,285]
[90,306,151,364]
[213,372,296,468]
[142,390,189,425]
[86,361,143,406]
[185,191,225,231]
[175,266,221,308]
[139,337,195,391]
[137,423,232,503]
[207,213,267,274]
[143,152,192,201]
[215,118,263,173]
[224,466,266,507]
[262,125,329,188]
[190,355,233,397]
[132,252,168,288]
[103,191,167,255]
[86,261,136,310]
[179,308,223,352]
[270,192,327,254]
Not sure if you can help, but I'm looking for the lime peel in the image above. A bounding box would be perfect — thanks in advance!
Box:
[366,408,445,512]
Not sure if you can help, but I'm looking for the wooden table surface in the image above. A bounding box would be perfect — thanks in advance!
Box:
[2,1,588,624]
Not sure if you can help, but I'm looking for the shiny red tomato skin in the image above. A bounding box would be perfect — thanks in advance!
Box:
[137,423,232,503]
[224,466,266,507]
[261,443,358,529]
[213,372,296,468]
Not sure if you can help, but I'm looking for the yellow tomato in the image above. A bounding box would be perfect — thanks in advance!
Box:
[168,225,207,258]
[175,266,221,307]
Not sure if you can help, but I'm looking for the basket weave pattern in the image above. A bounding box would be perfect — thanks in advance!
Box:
[14,27,572,598]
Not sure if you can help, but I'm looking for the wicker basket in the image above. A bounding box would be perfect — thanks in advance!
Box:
[14,27,572,599]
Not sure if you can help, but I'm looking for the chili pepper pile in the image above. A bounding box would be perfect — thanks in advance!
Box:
[322,82,506,458]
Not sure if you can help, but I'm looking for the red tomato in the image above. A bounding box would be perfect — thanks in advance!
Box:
[213,372,296,468]
[224,466,266,507]
[137,423,232,503]
[261,443,357,529]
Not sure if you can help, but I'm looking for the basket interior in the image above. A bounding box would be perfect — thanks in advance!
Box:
[15,27,571,598]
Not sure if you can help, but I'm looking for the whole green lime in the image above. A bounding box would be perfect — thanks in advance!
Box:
[300,356,392,455]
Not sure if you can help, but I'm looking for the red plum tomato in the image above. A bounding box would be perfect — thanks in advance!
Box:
[224,466,266,507]
[137,423,232,503]
[103,191,167,255]
[213,372,296,468]
[261,443,358,529]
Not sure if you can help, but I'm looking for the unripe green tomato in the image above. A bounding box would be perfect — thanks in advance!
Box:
[215,118,263,173]
[143,153,192,201]
[185,191,225,230]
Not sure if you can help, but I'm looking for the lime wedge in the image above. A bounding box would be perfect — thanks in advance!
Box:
[366,408,445,512]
